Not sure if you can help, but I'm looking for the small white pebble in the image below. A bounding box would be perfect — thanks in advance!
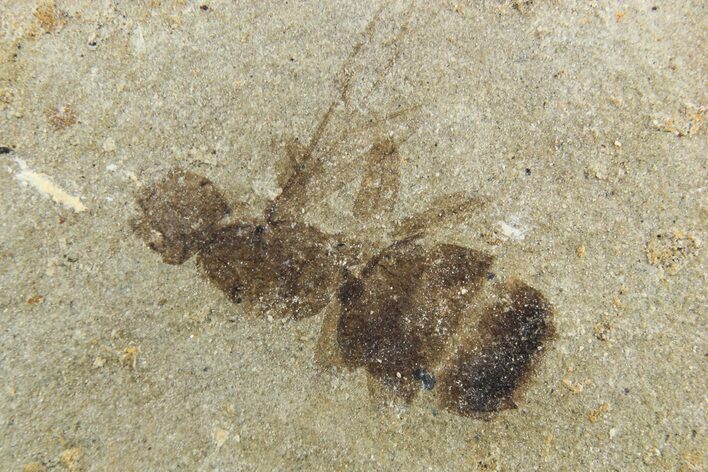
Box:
[213,427,229,448]
[103,137,117,152]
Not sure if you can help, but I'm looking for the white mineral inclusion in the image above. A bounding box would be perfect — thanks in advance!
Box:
[498,218,528,241]
[13,158,88,213]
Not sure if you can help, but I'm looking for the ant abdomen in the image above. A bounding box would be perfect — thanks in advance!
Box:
[329,237,554,417]
[438,282,554,417]
[335,239,494,400]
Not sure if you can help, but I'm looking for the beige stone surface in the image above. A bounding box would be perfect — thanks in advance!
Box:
[1,1,705,470]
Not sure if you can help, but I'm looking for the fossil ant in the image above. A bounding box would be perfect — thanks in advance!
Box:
[132,5,554,418]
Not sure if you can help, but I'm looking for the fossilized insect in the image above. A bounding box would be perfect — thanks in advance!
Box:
[132,5,554,419]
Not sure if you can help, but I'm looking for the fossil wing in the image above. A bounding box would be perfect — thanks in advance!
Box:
[268,4,421,228]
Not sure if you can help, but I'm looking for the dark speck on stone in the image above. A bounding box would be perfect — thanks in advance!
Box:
[0,146,13,154]
[200,4,209,10]
[486,272,496,280]
[525,168,531,175]
[414,368,437,390]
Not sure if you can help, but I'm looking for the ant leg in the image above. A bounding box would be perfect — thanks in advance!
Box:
[337,3,414,108]
[266,137,324,223]
[290,105,422,225]
[314,296,348,371]
[352,137,402,223]
[391,192,489,240]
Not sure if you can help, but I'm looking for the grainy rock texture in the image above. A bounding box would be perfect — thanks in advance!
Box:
[1,1,705,470]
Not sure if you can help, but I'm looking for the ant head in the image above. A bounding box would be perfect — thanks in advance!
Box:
[132,168,230,264]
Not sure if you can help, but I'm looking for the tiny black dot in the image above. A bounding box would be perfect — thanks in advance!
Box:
[0,146,13,154]
[413,368,437,390]
[651,6,658,11]
[486,272,496,280]
[200,4,209,10]
[525,168,531,175]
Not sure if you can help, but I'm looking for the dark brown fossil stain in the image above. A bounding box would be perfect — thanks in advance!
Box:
[198,222,344,320]
[132,169,230,265]
[337,238,493,401]
[132,168,350,321]
[439,281,554,417]
[131,5,555,420]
